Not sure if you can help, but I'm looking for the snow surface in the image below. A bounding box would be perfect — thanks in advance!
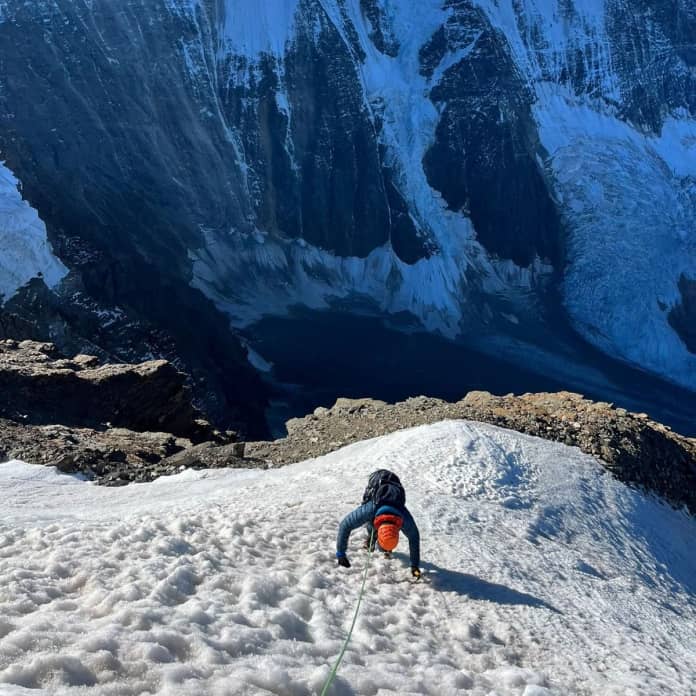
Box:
[191,229,484,336]
[1,421,695,695]
[0,163,67,303]
[219,0,300,59]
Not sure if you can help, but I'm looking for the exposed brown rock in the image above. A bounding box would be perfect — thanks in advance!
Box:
[0,340,250,484]
[0,418,186,484]
[0,339,216,442]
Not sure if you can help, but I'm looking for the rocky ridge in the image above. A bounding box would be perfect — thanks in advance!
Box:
[245,393,696,515]
[1,339,695,510]
[0,340,214,441]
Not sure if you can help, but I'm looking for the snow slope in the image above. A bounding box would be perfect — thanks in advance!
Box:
[0,163,67,303]
[1,421,695,695]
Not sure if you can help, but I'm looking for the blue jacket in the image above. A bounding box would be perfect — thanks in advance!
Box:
[336,502,420,568]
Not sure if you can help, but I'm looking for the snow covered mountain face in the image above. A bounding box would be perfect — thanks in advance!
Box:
[0,0,695,428]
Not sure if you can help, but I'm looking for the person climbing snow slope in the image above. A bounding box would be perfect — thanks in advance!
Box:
[335,469,421,578]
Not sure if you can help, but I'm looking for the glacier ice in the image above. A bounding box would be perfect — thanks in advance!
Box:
[0,163,67,303]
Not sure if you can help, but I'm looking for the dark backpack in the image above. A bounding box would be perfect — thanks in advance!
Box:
[362,469,406,509]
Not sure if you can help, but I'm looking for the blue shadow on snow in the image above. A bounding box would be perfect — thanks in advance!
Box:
[418,558,561,614]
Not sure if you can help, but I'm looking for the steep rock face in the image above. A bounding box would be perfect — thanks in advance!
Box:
[0,1,250,266]
[421,1,562,266]
[221,7,409,260]
[213,0,432,264]
[0,340,216,441]
[0,1,269,434]
[606,1,696,130]
[0,0,695,416]
[360,0,400,57]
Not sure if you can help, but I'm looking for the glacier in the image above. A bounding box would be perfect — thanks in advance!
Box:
[0,163,67,304]
[475,0,696,389]
[186,0,696,390]
[536,91,696,388]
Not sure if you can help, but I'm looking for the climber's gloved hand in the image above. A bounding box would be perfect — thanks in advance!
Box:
[336,553,351,568]
[411,567,422,579]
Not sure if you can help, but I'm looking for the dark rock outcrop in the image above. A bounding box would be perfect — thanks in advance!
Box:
[0,419,185,483]
[0,339,255,484]
[359,0,400,57]
[607,1,696,132]
[0,340,215,442]
[669,274,696,354]
[0,418,250,486]
[0,308,40,342]
[420,2,562,267]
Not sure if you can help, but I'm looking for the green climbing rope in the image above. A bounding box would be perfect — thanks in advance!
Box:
[320,530,375,696]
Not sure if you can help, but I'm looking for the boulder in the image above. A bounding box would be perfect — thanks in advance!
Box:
[0,340,216,442]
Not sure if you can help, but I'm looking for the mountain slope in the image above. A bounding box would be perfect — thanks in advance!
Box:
[0,0,695,422]
[1,421,694,694]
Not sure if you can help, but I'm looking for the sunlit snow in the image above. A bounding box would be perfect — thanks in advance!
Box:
[1,422,694,695]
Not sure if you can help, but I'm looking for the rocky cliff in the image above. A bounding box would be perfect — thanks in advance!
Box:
[1,340,694,511]
[0,339,248,484]
[0,1,695,433]
[0,340,214,440]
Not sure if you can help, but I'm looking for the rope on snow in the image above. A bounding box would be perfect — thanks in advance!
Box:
[320,529,375,696]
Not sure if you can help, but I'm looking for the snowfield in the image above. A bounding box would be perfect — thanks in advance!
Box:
[0,421,695,695]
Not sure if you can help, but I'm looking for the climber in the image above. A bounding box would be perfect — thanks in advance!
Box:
[335,469,421,578]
